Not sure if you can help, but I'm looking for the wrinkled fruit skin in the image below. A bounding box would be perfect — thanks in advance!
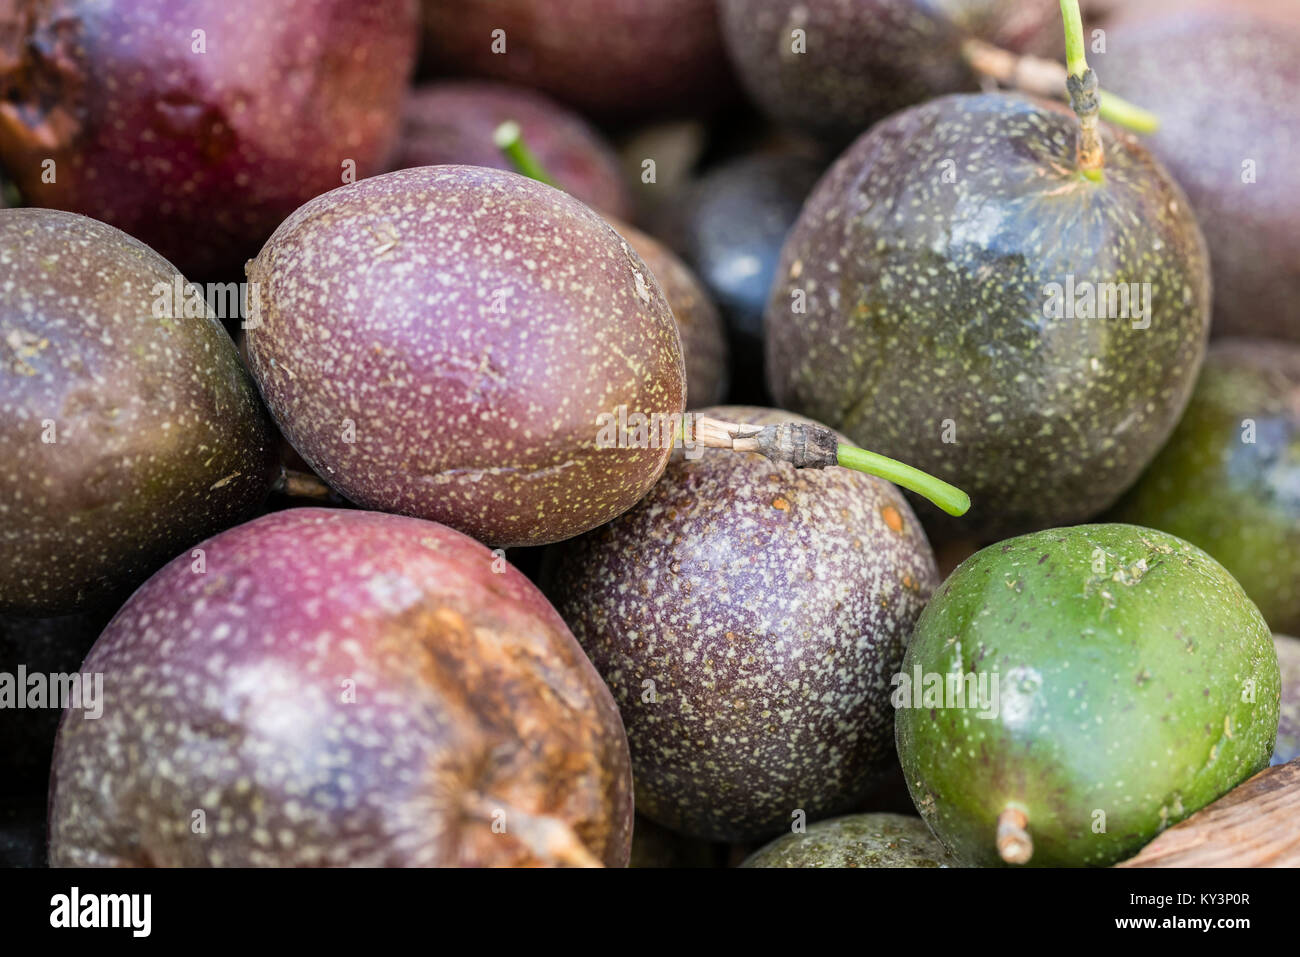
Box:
[0,611,106,792]
[390,81,634,221]
[542,406,939,842]
[897,524,1279,867]
[0,0,417,279]
[48,508,634,867]
[0,209,278,615]
[719,0,1062,144]
[1112,341,1300,634]
[245,166,685,548]
[741,813,954,868]
[1276,635,1300,766]
[614,221,728,408]
[767,94,1211,539]
[1095,11,1300,342]
[421,0,735,119]
[658,153,823,404]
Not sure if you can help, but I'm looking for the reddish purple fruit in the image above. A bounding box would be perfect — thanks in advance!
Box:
[543,406,939,842]
[48,508,633,867]
[421,0,735,119]
[0,0,418,279]
[245,166,685,548]
[391,81,634,220]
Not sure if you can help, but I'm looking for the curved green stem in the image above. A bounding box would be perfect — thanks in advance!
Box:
[836,445,971,517]
[1099,93,1159,135]
[493,121,557,187]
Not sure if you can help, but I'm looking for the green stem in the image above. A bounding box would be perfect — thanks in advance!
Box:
[836,445,971,517]
[1060,0,1089,78]
[1099,93,1159,135]
[493,121,557,187]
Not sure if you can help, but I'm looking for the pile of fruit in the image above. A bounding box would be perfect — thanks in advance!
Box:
[1,0,1297,868]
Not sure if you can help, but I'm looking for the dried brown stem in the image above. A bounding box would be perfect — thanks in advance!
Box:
[690,414,839,469]
[273,467,337,501]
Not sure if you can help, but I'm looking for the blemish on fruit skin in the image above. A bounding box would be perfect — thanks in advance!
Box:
[545,406,939,843]
[880,504,904,533]
[771,495,790,511]
[46,509,633,867]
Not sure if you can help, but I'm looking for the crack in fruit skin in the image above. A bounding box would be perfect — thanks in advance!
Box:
[245,165,686,549]
[765,92,1211,539]
[543,406,939,843]
[0,208,279,615]
[47,508,633,868]
[896,524,1280,867]
[1111,340,1300,636]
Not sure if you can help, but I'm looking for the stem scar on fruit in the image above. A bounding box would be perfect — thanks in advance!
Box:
[492,120,972,519]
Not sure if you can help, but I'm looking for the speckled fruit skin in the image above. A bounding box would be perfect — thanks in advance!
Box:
[659,153,823,404]
[391,81,634,220]
[1094,12,1300,342]
[1275,635,1300,766]
[1112,341,1300,634]
[245,166,685,548]
[48,508,633,867]
[766,93,1211,539]
[542,406,939,843]
[614,221,728,408]
[0,209,278,616]
[897,524,1280,867]
[0,0,417,279]
[719,0,1063,144]
[741,813,955,867]
[421,0,735,120]
[0,611,106,794]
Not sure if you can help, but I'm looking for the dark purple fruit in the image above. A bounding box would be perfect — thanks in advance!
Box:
[390,81,634,220]
[542,406,939,842]
[766,93,1210,538]
[0,209,278,615]
[422,0,735,120]
[615,222,728,407]
[1111,340,1300,634]
[1094,10,1300,341]
[245,166,685,548]
[657,152,824,403]
[720,0,1063,143]
[0,0,417,279]
[48,507,633,867]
